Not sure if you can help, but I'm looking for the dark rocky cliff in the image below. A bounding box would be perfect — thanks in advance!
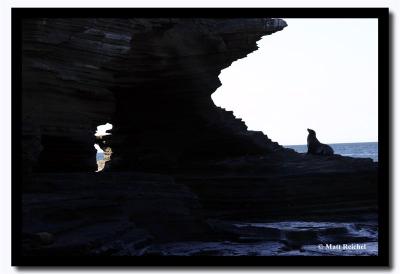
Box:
[22,18,286,174]
[20,18,378,256]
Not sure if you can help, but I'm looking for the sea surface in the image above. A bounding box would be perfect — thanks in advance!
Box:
[285,142,378,162]
[96,153,104,161]
[97,142,378,162]
[95,143,378,256]
[144,220,378,256]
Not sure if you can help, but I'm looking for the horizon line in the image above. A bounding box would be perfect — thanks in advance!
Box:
[283,140,378,146]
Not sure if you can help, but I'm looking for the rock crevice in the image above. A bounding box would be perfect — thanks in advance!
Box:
[20,18,378,256]
[22,18,287,173]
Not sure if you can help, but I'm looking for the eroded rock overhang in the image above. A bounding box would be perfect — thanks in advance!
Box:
[22,18,287,173]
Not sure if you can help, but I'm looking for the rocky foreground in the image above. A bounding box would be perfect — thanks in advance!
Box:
[22,153,377,256]
[20,17,378,256]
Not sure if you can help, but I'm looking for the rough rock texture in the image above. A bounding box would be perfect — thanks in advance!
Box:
[22,172,208,255]
[20,18,379,256]
[22,18,286,173]
[96,145,112,171]
[176,153,378,220]
[146,219,378,256]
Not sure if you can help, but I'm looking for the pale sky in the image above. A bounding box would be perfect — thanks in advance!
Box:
[212,19,378,145]
[94,123,113,153]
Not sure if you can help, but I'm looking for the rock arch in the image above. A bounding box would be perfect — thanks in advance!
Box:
[21,18,287,174]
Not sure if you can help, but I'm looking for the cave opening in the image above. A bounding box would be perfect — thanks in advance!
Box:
[94,123,113,172]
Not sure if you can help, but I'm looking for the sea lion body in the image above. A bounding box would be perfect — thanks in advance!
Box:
[307,129,334,156]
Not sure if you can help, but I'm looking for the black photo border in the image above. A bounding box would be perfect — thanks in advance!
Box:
[12,7,390,267]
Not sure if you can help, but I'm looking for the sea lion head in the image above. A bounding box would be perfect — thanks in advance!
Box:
[307,128,316,136]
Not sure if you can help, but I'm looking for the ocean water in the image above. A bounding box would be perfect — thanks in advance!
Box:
[96,153,104,161]
[285,142,378,162]
[97,142,378,162]
[94,144,378,256]
[145,220,378,256]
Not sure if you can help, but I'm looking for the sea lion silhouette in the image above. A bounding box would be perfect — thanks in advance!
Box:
[307,128,334,156]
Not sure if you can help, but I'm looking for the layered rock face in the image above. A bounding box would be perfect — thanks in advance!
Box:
[22,18,286,173]
[23,172,208,255]
[177,154,378,221]
[20,18,379,256]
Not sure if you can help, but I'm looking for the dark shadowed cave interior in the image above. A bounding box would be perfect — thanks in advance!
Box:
[20,17,378,256]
